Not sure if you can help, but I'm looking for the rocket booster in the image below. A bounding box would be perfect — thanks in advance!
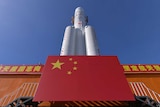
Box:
[60,7,100,56]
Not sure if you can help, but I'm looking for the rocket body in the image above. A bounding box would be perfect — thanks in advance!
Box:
[60,7,99,56]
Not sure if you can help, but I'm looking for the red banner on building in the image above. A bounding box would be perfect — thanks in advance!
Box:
[34,56,134,101]
[122,65,160,72]
[0,65,44,74]
[1,64,160,74]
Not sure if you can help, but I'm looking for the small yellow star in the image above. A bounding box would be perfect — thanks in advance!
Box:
[69,58,72,61]
[74,61,77,64]
[67,71,72,75]
[73,67,77,70]
[51,60,64,70]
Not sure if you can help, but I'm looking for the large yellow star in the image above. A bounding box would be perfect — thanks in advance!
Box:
[51,60,64,70]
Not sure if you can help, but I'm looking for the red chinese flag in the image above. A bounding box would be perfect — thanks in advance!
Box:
[34,56,134,101]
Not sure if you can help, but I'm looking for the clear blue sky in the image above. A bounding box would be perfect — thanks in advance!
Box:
[0,0,160,64]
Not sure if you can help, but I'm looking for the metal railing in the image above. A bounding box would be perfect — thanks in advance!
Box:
[129,82,160,103]
[0,83,39,106]
[1,82,160,106]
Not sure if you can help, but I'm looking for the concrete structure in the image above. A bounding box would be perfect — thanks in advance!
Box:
[1,65,160,106]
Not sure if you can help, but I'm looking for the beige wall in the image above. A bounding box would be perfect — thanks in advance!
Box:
[126,73,160,94]
[1,73,160,106]
[0,74,40,98]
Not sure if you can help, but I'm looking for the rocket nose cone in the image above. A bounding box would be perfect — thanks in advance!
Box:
[75,7,85,16]
[75,7,84,12]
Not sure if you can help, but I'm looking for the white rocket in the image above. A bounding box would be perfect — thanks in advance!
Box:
[60,7,100,56]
